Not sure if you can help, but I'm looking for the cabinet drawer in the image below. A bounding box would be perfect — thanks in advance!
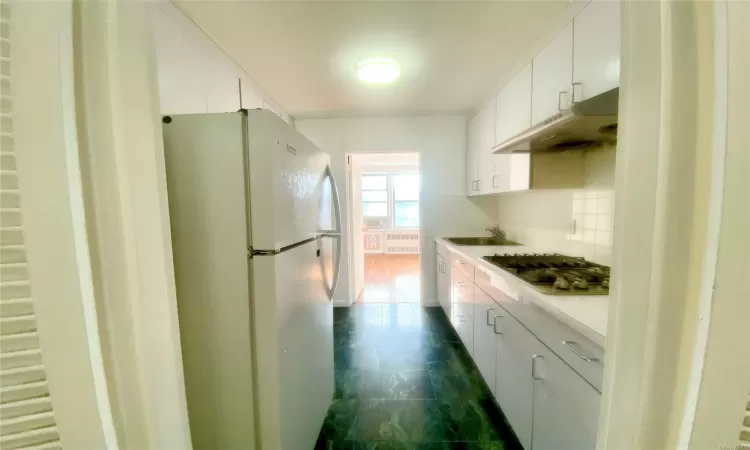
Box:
[476,267,604,392]
[451,256,475,282]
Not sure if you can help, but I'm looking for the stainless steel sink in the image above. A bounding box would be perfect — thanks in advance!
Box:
[445,237,521,246]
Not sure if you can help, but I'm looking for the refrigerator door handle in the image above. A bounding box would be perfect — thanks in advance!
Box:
[324,164,343,300]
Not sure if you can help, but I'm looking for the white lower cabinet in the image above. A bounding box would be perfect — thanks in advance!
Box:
[436,253,602,450]
[451,270,474,357]
[473,288,499,396]
[494,309,537,450]
[436,253,451,318]
[531,341,601,450]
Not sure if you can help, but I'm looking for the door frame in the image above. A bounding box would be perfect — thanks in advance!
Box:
[597,1,742,449]
[345,151,424,306]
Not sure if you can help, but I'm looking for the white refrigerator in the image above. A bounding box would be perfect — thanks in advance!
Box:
[162,110,341,450]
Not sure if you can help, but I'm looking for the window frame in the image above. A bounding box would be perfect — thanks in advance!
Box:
[361,172,389,218]
[392,172,420,229]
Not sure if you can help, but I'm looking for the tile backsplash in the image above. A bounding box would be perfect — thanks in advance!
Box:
[496,145,616,265]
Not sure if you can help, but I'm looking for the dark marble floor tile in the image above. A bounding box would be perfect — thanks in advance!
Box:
[336,370,384,399]
[319,305,522,450]
[355,441,420,450]
[381,370,436,400]
[354,400,447,442]
[428,370,489,403]
[319,399,360,442]
[415,442,505,450]
[315,438,361,450]
[336,347,382,371]
[377,346,428,371]
[436,399,501,442]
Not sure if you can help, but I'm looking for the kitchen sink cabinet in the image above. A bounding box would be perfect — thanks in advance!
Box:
[531,340,602,450]
[572,0,621,103]
[531,22,574,126]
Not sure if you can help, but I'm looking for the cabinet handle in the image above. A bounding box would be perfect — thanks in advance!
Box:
[473,180,478,191]
[492,318,503,335]
[486,308,498,325]
[532,354,544,380]
[477,180,482,191]
[557,91,566,111]
[492,175,498,188]
[572,82,583,104]
[562,340,600,363]
[457,260,466,265]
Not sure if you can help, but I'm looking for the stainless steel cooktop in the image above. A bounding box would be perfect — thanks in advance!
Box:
[481,253,610,296]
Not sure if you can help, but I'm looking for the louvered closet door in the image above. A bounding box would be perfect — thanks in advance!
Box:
[740,393,750,449]
[0,1,61,446]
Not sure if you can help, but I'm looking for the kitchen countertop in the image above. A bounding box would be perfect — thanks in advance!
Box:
[435,238,609,348]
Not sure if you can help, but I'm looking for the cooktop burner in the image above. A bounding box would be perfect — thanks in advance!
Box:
[481,253,611,295]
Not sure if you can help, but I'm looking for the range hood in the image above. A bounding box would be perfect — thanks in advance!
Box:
[492,88,619,154]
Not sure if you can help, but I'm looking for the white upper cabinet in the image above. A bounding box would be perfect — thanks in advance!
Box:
[495,62,532,145]
[478,97,497,195]
[151,8,207,114]
[240,77,264,110]
[531,22,574,125]
[205,58,241,113]
[572,0,621,102]
[466,114,481,196]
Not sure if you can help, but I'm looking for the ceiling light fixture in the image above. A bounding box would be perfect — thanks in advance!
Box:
[357,58,401,84]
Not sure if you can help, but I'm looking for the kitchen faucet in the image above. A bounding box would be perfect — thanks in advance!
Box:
[486,226,507,241]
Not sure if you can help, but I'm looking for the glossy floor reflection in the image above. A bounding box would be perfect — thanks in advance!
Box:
[358,254,421,304]
[316,304,522,450]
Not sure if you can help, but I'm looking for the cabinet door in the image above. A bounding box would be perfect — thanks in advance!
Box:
[151,8,207,114]
[495,62,532,145]
[205,57,241,113]
[494,311,536,450]
[531,22,574,125]
[466,114,481,196]
[478,97,497,195]
[473,288,499,395]
[451,270,474,356]
[531,341,601,450]
[240,76,264,110]
[573,0,621,102]
[436,254,451,317]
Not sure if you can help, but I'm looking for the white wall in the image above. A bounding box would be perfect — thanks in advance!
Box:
[496,145,616,265]
[295,116,498,306]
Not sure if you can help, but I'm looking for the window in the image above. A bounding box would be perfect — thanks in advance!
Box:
[393,173,419,227]
[362,174,388,217]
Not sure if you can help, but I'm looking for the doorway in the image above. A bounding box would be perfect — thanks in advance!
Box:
[347,152,421,304]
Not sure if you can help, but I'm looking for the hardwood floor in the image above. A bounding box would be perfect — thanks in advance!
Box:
[358,254,421,304]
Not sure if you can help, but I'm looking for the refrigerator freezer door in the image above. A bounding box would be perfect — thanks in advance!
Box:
[252,242,334,450]
[246,110,330,250]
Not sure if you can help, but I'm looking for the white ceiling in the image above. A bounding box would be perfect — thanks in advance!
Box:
[176,0,575,118]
